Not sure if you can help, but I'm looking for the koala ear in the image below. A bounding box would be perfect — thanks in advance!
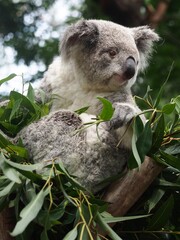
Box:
[132,26,160,71]
[60,19,99,59]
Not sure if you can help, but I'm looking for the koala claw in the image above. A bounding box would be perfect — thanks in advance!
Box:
[107,104,137,130]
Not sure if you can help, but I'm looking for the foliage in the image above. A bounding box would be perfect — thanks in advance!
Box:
[0,0,58,82]
[0,75,179,239]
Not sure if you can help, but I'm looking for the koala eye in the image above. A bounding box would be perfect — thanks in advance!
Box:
[108,49,117,58]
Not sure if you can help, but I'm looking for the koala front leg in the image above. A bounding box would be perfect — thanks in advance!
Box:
[108,103,139,130]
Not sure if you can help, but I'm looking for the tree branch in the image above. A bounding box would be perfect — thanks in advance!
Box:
[103,156,163,218]
[147,0,170,28]
[0,208,14,240]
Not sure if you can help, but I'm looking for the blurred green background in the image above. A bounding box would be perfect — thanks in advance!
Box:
[0,0,179,99]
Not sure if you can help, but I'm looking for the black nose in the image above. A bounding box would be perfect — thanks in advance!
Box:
[122,57,136,80]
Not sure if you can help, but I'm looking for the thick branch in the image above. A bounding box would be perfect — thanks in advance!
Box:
[103,156,163,217]
[147,0,169,28]
[0,208,14,240]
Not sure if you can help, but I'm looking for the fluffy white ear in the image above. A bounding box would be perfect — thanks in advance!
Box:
[60,20,99,59]
[132,26,160,71]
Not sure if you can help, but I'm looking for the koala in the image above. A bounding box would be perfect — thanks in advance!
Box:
[17,19,159,192]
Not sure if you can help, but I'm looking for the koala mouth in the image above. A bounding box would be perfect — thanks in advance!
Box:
[109,57,137,88]
[113,74,127,85]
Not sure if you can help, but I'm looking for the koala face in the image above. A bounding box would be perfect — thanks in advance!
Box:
[60,20,159,92]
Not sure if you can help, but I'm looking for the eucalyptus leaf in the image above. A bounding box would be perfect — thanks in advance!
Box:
[2,164,21,183]
[173,95,180,114]
[7,144,29,159]
[165,143,180,155]
[40,230,49,240]
[4,157,43,172]
[151,114,165,153]
[101,212,151,223]
[147,189,165,213]
[0,132,13,148]
[153,63,173,108]
[147,195,174,230]
[9,98,23,122]
[136,120,152,161]
[10,91,36,114]
[0,181,17,197]
[157,179,180,188]
[63,225,78,240]
[129,117,153,169]
[0,73,17,86]
[97,97,114,121]
[75,106,90,115]
[11,187,49,236]
[27,83,35,102]
[162,103,176,114]
[159,150,180,170]
[96,212,123,240]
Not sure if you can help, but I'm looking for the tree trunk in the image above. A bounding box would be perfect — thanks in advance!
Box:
[0,208,14,240]
[103,156,163,219]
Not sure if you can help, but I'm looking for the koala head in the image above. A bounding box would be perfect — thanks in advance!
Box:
[60,19,159,91]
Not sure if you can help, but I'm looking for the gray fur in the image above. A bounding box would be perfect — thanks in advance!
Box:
[18,20,159,192]
[16,111,128,192]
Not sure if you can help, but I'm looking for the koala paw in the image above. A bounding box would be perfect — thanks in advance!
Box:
[107,103,137,130]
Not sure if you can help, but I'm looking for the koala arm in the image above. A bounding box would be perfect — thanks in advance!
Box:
[109,102,139,130]
[103,91,140,130]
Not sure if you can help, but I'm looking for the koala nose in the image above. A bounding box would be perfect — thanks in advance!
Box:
[122,57,136,80]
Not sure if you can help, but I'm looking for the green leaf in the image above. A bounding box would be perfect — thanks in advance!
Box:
[165,143,180,155]
[162,103,176,114]
[151,114,165,153]
[136,120,152,160]
[0,181,17,197]
[0,73,17,86]
[97,97,114,121]
[157,179,180,188]
[101,212,151,223]
[147,189,165,213]
[0,153,21,183]
[56,162,86,191]
[173,95,180,114]
[78,224,89,240]
[63,225,78,240]
[147,195,174,230]
[4,158,43,172]
[135,95,152,110]
[6,144,29,159]
[96,212,123,240]
[0,132,13,149]
[129,117,152,169]
[143,85,153,100]
[10,91,36,113]
[11,187,49,236]
[75,106,89,115]
[27,83,35,102]
[159,150,180,170]
[9,98,23,122]
[153,63,174,108]
[2,165,21,183]
[129,116,144,168]
[40,230,49,240]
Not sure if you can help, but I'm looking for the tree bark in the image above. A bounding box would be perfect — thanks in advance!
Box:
[0,208,14,240]
[103,156,163,218]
